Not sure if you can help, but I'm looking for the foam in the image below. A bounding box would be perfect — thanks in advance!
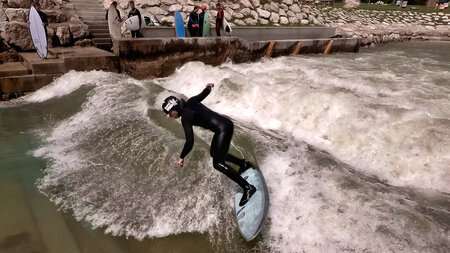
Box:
[155,54,450,193]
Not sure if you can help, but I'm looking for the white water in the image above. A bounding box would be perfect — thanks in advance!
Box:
[21,43,449,252]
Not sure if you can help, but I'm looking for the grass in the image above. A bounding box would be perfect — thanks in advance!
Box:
[330,2,450,13]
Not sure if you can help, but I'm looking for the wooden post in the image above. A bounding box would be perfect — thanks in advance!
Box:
[291,42,302,55]
[265,42,275,57]
[323,40,333,55]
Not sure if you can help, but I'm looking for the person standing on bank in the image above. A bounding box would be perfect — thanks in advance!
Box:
[35,3,48,38]
[128,1,142,38]
[215,3,224,36]
[105,1,122,22]
[162,83,257,206]
[199,6,207,36]
[187,6,200,37]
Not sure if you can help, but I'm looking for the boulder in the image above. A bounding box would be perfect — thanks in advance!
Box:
[270,2,279,12]
[4,8,28,23]
[270,12,280,23]
[288,17,299,24]
[138,0,160,8]
[149,7,168,15]
[56,26,71,45]
[287,10,296,18]
[300,19,308,25]
[233,12,244,19]
[289,4,301,13]
[250,10,258,20]
[280,16,289,25]
[45,10,69,23]
[257,8,270,19]
[259,18,269,25]
[252,0,261,8]
[0,9,7,21]
[169,4,182,12]
[69,24,89,39]
[235,19,245,26]
[279,9,286,17]
[6,0,32,8]
[74,39,92,47]
[282,0,293,5]
[241,8,251,16]
[344,0,360,9]
[37,0,58,10]
[0,21,33,50]
[241,0,253,8]
[244,18,257,25]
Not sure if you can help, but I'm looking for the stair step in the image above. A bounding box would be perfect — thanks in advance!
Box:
[0,62,31,77]
[92,33,111,38]
[90,28,109,33]
[89,25,109,29]
[93,38,111,43]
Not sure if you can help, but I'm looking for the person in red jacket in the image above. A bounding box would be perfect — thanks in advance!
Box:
[215,3,224,36]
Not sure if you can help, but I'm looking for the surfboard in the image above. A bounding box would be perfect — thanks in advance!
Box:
[174,11,185,37]
[28,6,47,59]
[234,167,269,241]
[108,7,121,39]
[125,15,146,31]
[209,10,232,36]
[202,12,210,37]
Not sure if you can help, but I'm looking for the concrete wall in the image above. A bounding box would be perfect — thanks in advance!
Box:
[113,36,360,79]
[141,27,336,42]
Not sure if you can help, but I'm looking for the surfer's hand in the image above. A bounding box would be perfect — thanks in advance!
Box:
[206,83,214,88]
[178,158,184,167]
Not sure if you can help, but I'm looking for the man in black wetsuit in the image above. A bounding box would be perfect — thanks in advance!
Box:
[162,83,256,206]
[187,6,200,37]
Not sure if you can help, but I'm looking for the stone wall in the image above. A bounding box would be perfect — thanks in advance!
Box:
[0,0,91,63]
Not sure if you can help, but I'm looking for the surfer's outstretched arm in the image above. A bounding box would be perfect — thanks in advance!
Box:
[191,83,214,103]
[180,113,194,160]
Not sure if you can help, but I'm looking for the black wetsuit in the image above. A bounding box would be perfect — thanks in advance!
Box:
[187,11,199,37]
[180,87,250,189]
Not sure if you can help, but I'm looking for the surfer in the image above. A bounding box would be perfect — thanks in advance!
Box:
[162,84,256,206]
[199,6,207,36]
[105,1,122,22]
[35,3,48,37]
[215,3,224,36]
[188,6,200,37]
[128,1,142,38]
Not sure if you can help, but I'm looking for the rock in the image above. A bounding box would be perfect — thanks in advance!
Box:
[288,17,299,24]
[280,16,289,25]
[224,12,231,21]
[6,0,32,8]
[300,19,308,25]
[69,24,89,39]
[139,0,160,8]
[45,10,69,23]
[233,12,244,19]
[0,21,33,50]
[282,0,293,5]
[230,4,240,10]
[241,0,253,8]
[56,26,71,45]
[280,4,289,12]
[289,4,301,13]
[250,10,258,20]
[259,18,269,25]
[37,0,58,10]
[161,15,174,24]
[244,18,257,25]
[252,0,261,8]
[0,9,7,21]
[149,7,168,15]
[182,5,194,12]
[4,8,28,23]
[287,10,296,18]
[257,8,270,19]
[263,3,271,11]
[270,12,280,23]
[301,7,310,15]
[270,2,279,12]
[74,39,92,47]
[344,0,360,9]
[241,8,251,16]
[168,4,182,12]
[279,9,287,17]
[235,19,245,26]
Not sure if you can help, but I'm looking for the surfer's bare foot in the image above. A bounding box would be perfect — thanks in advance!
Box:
[239,185,256,206]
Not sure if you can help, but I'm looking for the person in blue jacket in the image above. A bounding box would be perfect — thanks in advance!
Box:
[162,83,256,206]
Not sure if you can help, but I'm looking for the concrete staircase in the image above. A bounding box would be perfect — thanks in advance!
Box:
[70,0,111,50]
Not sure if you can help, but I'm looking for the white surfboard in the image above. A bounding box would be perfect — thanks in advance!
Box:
[108,7,121,39]
[234,167,269,241]
[28,6,47,59]
[125,15,145,31]
[210,10,232,35]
